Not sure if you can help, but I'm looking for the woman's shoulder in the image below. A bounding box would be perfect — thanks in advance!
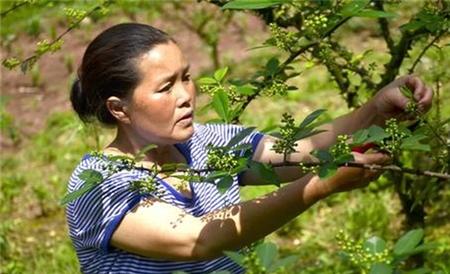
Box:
[67,153,145,194]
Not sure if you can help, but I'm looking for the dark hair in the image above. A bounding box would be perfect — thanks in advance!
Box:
[70,23,172,125]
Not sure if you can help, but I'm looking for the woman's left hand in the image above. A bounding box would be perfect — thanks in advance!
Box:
[372,75,433,121]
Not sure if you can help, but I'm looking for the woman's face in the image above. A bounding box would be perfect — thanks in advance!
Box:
[125,41,196,146]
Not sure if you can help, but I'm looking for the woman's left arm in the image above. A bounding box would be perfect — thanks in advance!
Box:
[241,75,433,185]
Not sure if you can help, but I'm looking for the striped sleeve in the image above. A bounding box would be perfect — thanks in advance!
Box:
[67,158,144,252]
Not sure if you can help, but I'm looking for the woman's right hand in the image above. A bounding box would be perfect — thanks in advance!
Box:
[315,152,391,197]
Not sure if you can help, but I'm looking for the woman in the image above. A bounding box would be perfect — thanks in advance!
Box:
[66,23,432,273]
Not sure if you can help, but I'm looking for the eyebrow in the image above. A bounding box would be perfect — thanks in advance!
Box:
[158,64,191,85]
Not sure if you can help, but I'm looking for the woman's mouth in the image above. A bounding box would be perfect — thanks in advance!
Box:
[177,111,194,125]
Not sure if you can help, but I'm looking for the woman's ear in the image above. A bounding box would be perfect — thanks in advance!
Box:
[106,96,130,124]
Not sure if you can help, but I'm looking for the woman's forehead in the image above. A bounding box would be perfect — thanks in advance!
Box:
[138,42,188,81]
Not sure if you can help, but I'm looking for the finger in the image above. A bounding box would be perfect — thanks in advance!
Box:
[354,152,391,165]
[406,75,423,94]
[418,87,433,112]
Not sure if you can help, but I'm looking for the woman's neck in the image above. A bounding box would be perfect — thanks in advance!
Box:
[105,127,185,166]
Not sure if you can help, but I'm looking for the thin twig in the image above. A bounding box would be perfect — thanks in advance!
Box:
[18,1,113,73]
[139,161,450,180]
[0,1,28,19]
[408,31,445,74]
[232,17,351,123]
[373,0,394,53]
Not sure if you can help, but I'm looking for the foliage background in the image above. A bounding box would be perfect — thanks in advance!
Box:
[0,0,449,273]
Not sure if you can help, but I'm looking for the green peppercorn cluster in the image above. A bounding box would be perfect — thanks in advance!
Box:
[262,79,289,97]
[200,84,245,103]
[336,231,390,270]
[380,118,408,156]
[269,23,297,52]
[64,7,87,24]
[92,152,162,195]
[331,135,351,157]
[206,146,239,172]
[272,113,298,156]
[405,100,419,114]
[298,162,318,175]
[129,176,159,195]
[303,11,328,35]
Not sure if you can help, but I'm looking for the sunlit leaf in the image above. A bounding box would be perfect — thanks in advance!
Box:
[255,242,278,269]
[197,77,217,85]
[370,263,393,274]
[363,236,386,254]
[212,90,230,122]
[217,175,234,194]
[222,0,286,10]
[214,67,228,82]
[298,109,326,129]
[226,127,256,148]
[393,229,424,256]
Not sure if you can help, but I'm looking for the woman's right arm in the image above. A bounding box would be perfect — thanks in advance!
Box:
[110,152,389,261]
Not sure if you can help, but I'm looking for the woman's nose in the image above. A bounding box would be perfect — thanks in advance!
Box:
[174,82,193,107]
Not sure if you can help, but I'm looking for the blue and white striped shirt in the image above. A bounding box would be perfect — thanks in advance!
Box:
[66,123,264,274]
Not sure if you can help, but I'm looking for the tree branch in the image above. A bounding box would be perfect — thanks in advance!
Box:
[373,0,395,53]
[17,1,113,73]
[232,17,352,123]
[145,161,450,181]
[408,31,445,74]
[0,1,28,19]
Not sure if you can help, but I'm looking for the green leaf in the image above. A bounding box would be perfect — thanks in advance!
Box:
[255,242,278,269]
[396,243,438,258]
[294,128,327,140]
[223,251,245,266]
[228,143,253,152]
[318,162,338,179]
[370,263,393,274]
[367,125,390,143]
[161,163,190,172]
[78,169,104,184]
[357,9,396,18]
[298,109,326,129]
[249,161,280,186]
[400,135,430,152]
[266,57,280,76]
[212,90,230,122]
[60,170,103,205]
[400,20,426,32]
[393,229,424,256]
[340,0,369,17]
[204,171,229,183]
[403,267,430,274]
[226,127,256,148]
[222,0,286,10]
[352,128,369,145]
[334,153,354,165]
[214,67,228,82]
[363,236,386,254]
[312,150,333,163]
[268,255,298,272]
[400,85,414,100]
[217,175,234,194]
[135,144,158,161]
[236,84,256,96]
[230,157,250,174]
[197,77,217,85]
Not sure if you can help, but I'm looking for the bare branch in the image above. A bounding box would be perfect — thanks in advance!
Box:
[408,31,446,74]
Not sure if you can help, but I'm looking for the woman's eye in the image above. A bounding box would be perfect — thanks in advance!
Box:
[183,74,191,82]
[158,84,172,93]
